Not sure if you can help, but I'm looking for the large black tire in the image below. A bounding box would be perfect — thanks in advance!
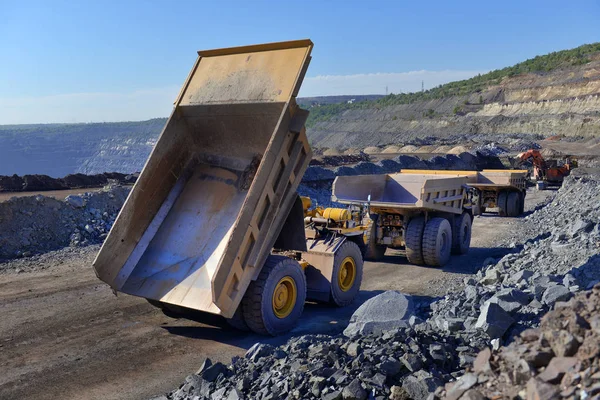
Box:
[497,191,508,216]
[507,192,520,217]
[422,218,452,267]
[242,255,306,336]
[519,192,525,215]
[451,213,472,255]
[226,305,250,331]
[363,214,386,261]
[405,217,425,265]
[330,241,363,307]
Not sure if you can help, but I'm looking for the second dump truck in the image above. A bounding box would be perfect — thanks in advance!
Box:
[93,40,368,336]
[333,171,474,266]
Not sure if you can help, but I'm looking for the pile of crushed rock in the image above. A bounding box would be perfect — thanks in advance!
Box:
[302,152,504,184]
[439,285,600,400]
[0,185,129,260]
[310,154,371,167]
[160,172,600,400]
[161,292,481,400]
[0,172,137,192]
[428,174,600,347]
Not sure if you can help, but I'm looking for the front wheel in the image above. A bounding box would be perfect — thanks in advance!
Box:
[451,213,472,255]
[242,255,306,336]
[330,241,363,307]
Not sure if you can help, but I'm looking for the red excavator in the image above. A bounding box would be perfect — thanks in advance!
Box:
[514,149,577,190]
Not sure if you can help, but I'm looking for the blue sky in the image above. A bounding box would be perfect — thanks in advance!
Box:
[1,0,599,124]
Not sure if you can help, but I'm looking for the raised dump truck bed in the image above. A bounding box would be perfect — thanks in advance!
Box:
[93,40,368,336]
[94,40,314,320]
[399,169,528,217]
[332,171,473,267]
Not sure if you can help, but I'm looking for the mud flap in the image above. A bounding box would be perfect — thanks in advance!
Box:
[301,235,346,302]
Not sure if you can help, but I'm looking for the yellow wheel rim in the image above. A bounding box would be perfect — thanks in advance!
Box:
[272,276,297,319]
[338,257,356,292]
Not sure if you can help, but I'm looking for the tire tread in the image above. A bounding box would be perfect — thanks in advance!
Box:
[405,217,425,265]
[242,255,306,335]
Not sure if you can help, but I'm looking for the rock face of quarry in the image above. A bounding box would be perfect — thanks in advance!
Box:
[3,56,600,177]
[0,119,163,177]
[308,58,600,149]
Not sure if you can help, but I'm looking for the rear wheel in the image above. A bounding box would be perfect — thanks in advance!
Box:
[519,192,525,214]
[405,217,425,265]
[363,215,386,261]
[497,191,508,216]
[330,241,363,307]
[507,192,520,217]
[226,305,249,331]
[451,213,472,255]
[242,255,306,336]
[422,218,452,267]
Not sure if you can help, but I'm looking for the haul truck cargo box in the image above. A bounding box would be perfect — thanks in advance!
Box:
[333,173,469,214]
[93,40,314,319]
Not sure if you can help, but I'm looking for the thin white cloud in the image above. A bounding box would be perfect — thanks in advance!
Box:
[299,70,487,97]
[0,70,487,124]
[0,86,180,124]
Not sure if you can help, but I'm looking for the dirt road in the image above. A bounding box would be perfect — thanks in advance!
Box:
[0,189,552,400]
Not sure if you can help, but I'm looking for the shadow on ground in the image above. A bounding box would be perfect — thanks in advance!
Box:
[159,288,429,349]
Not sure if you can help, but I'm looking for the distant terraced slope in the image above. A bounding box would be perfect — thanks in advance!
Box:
[307,43,600,149]
[0,119,165,177]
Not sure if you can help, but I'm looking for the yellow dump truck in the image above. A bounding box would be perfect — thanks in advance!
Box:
[332,172,473,266]
[398,169,528,217]
[92,40,366,336]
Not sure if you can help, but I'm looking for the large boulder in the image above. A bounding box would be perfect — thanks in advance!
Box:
[474,302,514,339]
[343,291,415,337]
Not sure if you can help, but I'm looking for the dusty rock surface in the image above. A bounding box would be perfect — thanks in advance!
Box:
[440,285,600,400]
[161,172,600,400]
[0,185,129,260]
[0,182,548,400]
